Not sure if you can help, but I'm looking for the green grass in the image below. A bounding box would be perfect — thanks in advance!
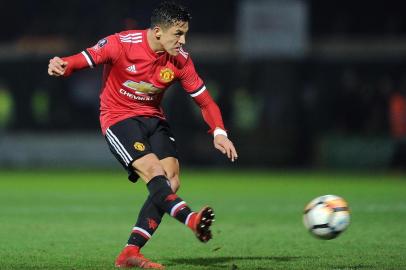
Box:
[1,169,406,270]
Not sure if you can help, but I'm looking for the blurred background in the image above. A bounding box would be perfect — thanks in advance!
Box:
[1,0,406,172]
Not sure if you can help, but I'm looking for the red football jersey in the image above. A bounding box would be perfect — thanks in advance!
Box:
[62,29,224,134]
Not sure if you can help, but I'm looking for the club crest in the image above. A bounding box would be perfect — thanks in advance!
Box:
[159,68,175,83]
[134,142,145,151]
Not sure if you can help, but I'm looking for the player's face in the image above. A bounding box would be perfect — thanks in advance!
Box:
[160,21,189,56]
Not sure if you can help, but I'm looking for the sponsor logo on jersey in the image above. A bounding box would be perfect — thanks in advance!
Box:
[119,89,155,101]
[126,65,136,73]
[134,142,145,151]
[159,67,175,83]
[122,80,163,95]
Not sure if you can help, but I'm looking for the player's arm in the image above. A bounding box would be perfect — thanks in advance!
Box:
[48,56,68,76]
[48,52,91,77]
[191,87,238,162]
[179,57,238,162]
[47,36,120,77]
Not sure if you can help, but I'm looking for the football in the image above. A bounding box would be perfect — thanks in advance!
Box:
[303,195,350,240]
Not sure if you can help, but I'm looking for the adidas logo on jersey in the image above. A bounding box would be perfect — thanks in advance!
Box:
[126,65,137,73]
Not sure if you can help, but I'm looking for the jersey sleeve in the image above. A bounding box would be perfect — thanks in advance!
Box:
[179,56,226,134]
[62,35,122,76]
[85,35,122,66]
[192,89,226,134]
[178,57,204,93]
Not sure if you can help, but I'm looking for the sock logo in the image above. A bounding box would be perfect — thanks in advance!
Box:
[147,218,158,230]
[165,194,178,202]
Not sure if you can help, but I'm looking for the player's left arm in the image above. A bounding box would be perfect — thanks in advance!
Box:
[193,88,238,162]
[179,57,238,162]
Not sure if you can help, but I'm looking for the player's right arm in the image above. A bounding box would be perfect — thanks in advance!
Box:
[47,35,121,77]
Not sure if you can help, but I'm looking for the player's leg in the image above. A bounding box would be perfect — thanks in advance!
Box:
[148,119,181,193]
[145,119,215,242]
[109,118,213,268]
[106,118,165,269]
[132,120,189,225]
[159,157,180,193]
[157,156,214,242]
[122,157,181,265]
[132,153,188,222]
[133,153,214,242]
[107,118,183,251]
[125,157,179,251]
[126,194,164,248]
[117,174,165,268]
[116,204,164,269]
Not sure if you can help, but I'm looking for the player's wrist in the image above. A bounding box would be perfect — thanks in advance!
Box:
[213,128,227,138]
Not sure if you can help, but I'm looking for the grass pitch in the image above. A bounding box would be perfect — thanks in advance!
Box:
[0,169,406,270]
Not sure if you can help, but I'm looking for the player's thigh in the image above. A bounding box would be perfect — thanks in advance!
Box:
[149,120,178,161]
[160,157,180,192]
[149,120,180,191]
[105,117,162,182]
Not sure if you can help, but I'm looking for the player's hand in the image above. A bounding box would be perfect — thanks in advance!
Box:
[48,56,68,77]
[214,134,238,162]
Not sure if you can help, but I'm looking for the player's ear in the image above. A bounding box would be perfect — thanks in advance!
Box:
[153,26,163,40]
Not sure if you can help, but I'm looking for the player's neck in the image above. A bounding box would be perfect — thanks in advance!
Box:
[146,29,165,54]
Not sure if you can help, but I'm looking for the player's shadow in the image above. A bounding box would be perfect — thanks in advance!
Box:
[166,256,303,268]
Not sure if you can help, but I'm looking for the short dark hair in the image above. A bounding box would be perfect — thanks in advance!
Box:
[150,1,191,29]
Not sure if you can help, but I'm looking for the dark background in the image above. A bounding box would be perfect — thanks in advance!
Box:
[1,0,406,170]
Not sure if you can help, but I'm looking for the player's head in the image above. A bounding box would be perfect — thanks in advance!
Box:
[150,1,191,56]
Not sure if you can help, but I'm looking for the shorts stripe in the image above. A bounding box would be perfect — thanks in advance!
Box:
[106,134,130,165]
[106,129,134,165]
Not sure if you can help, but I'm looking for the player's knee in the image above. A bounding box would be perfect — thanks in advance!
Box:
[133,156,166,181]
[145,163,166,180]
